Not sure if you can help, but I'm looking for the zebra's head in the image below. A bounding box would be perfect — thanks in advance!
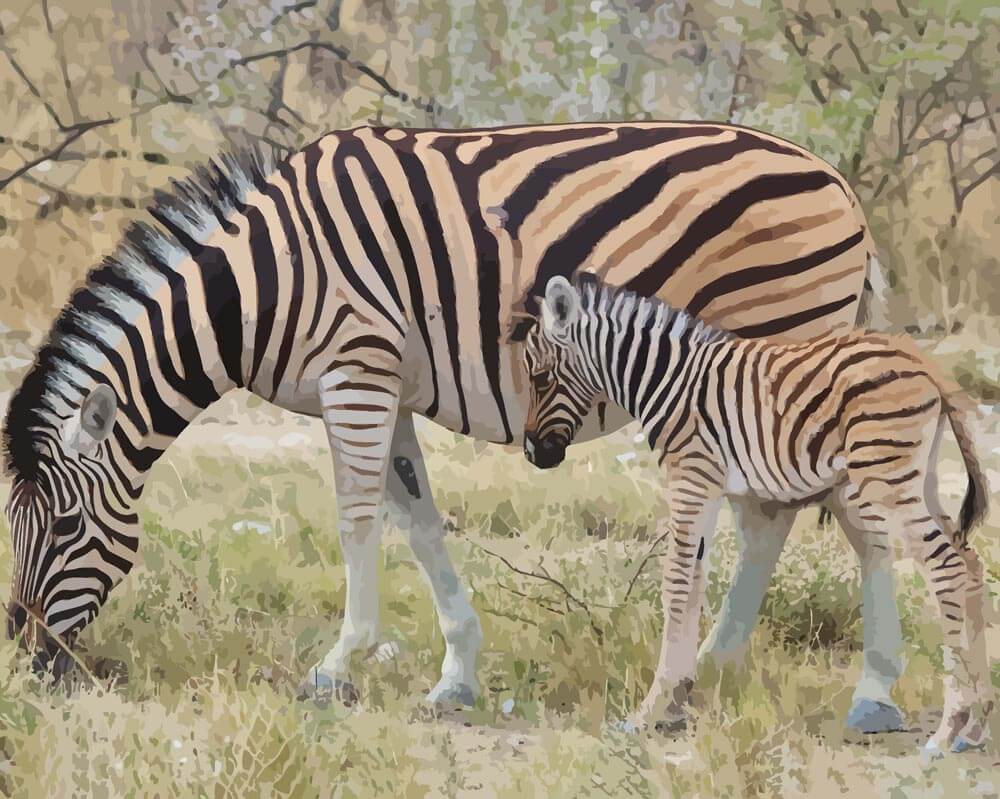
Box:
[4,383,138,677]
[522,276,600,469]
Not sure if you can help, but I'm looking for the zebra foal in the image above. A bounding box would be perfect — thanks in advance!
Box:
[521,274,991,755]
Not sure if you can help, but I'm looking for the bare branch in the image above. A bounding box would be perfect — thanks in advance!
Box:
[956,158,1000,208]
[621,528,671,605]
[225,40,434,114]
[473,542,604,641]
[137,44,195,106]
[42,0,81,121]
[0,118,114,192]
[844,31,869,75]
[0,94,173,193]
[0,45,73,131]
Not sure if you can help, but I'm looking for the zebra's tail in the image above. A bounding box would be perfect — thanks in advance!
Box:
[942,390,990,545]
[856,249,890,330]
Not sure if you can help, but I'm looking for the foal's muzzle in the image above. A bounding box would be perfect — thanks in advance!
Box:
[524,433,567,469]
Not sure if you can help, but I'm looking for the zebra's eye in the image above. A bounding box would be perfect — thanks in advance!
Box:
[50,514,80,539]
[531,370,553,390]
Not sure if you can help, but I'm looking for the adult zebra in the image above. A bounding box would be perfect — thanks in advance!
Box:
[3,122,896,729]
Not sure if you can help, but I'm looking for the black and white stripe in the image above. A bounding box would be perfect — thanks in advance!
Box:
[522,275,991,751]
[3,122,879,698]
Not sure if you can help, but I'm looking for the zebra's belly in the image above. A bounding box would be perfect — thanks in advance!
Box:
[397,339,634,446]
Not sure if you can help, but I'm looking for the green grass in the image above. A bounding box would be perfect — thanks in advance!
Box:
[1,397,999,797]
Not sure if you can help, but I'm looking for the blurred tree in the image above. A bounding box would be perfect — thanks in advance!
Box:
[0,0,997,333]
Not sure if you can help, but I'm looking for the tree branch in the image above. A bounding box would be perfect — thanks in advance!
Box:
[0,118,114,192]
[473,542,604,641]
[42,0,81,121]
[225,40,434,113]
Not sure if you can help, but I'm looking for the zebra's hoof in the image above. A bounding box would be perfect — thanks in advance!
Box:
[426,680,477,707]
[846,698,904,734]
[951,735,986,754]
[921,740,945,766]
[610,718,645,735]
[654,714,689,735]
[297,669,359,707]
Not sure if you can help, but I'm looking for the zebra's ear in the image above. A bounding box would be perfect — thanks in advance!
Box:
[66,385,117,456]
[542,276,580,340]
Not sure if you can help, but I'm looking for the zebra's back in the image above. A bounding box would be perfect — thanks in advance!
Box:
[289,122,874,443]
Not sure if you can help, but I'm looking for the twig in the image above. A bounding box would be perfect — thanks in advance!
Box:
[620,527,671,604]
[0,118,114,192]
[473,542,605,641]
[8,599,103,692]
[225,41,434,114]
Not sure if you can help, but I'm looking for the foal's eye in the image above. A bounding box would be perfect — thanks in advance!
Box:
[531,370,553,389]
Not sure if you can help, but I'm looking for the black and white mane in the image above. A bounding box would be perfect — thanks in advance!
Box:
[2,144,276,484]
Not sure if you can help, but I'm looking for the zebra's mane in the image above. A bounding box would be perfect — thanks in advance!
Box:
[2,142,277,483]
[572,274,732,346]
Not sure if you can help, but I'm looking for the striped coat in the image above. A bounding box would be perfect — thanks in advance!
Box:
[523,275,990,753]
[3,122,885,711]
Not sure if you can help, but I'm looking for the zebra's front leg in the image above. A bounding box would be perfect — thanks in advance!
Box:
[307,357,402,703]
[698,498,795,670]
[386,412,482,706]
[631,477,723,731]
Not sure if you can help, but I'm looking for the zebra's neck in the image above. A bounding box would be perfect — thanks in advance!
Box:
[3,147,286,499]
[576,285,729,441]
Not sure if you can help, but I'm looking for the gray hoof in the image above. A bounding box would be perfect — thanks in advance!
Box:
[297,669,359,706]
[654,715,689,735]
[610,718,645,735]
[426,681,477,707]
[921,741,944,766]
[846,698,904,734]
[951,735,985,754]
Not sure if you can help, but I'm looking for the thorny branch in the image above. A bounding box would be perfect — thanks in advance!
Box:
[474,542,606,642]
[226,40,435,114]
[0,1,436,194]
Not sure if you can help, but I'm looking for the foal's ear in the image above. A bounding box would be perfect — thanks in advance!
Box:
[65,384,118,456]
[542,277,580,341]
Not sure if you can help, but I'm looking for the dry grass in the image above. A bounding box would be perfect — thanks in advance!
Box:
[0,364,999,797]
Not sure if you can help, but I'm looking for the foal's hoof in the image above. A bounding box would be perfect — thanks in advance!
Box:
[611,718,646,735]
[425,680,477,707]
[846,698,905,734]
[654,715,689,735]
[951,735,986,754]
[297,669,359,707]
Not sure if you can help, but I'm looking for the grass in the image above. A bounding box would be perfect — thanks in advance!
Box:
[0,378,999,797]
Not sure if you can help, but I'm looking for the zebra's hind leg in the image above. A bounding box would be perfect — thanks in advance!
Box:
[698,498,796,671]
[845,415,981,755]
[386,411,482,706]
[830,500,906,734]
[305,351,403,704]
[925,470,993,752]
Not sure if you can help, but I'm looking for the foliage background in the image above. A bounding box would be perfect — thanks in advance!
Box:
[1,0,998,336]
[0,1,999,796]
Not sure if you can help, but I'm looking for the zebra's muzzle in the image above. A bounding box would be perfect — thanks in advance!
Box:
[524,433,566,469]
[6,599,74,680]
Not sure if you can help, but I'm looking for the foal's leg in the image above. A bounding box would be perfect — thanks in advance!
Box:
[925,460,993,751]
[846,414,982,754]
[698,498,796,669]
[385,411,482,705]
[632,470,723,730]
[830,501,906,733]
